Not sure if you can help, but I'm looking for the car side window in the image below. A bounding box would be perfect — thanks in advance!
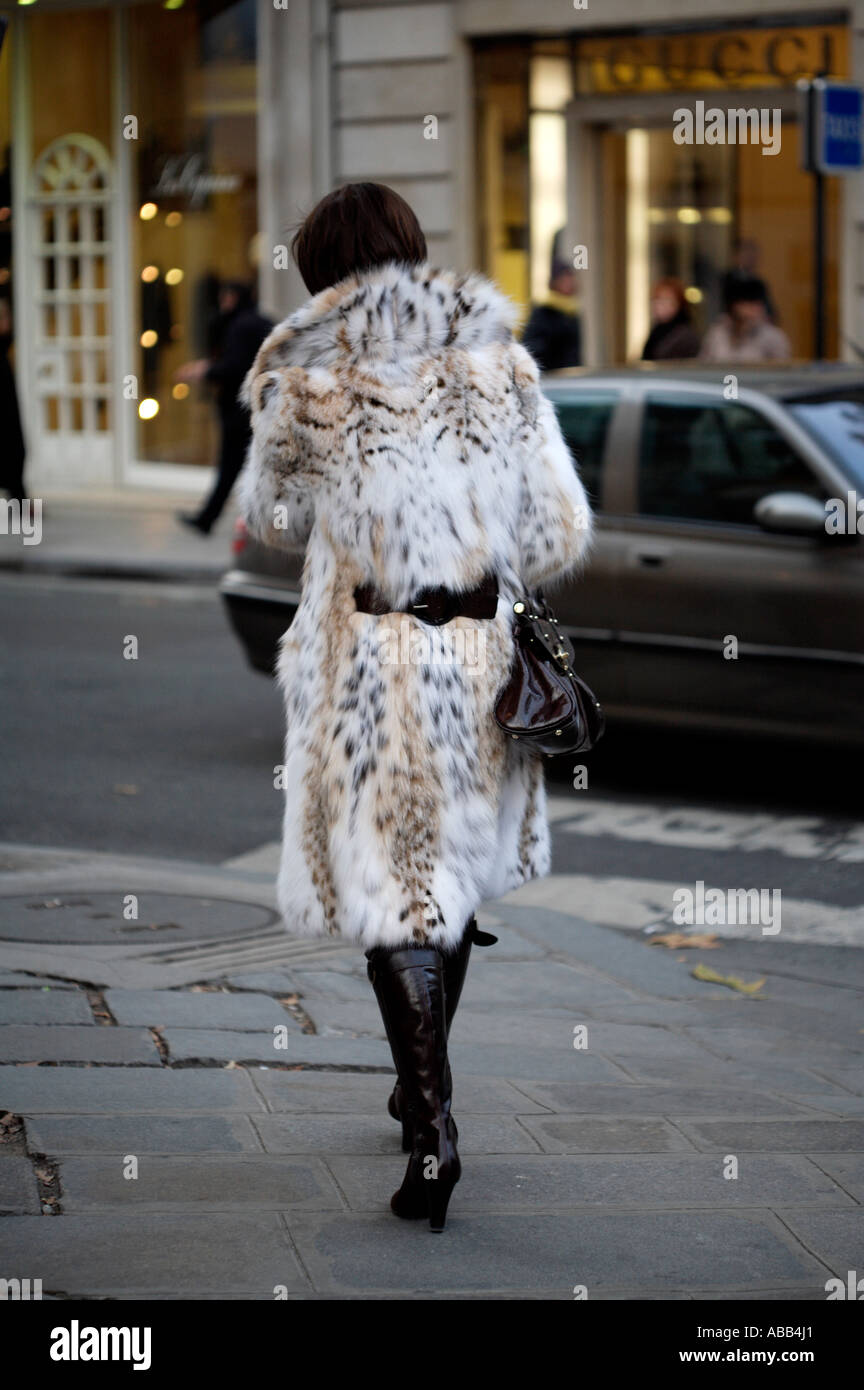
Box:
[549,393,617,510]
[639,394,826,525]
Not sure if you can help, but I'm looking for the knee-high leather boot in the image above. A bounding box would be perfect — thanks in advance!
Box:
[387,919,471,1150]
[365,945,460,1232]
[382,915,496,1151]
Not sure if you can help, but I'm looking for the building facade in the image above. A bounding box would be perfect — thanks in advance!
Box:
[1,0,862,491]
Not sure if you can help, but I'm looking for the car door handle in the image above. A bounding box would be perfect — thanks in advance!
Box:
[636,551,666,568]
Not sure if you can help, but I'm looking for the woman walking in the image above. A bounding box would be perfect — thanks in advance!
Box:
[240,183,593,1231]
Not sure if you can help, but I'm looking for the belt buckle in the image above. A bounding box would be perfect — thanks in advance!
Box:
[410,586,454,626]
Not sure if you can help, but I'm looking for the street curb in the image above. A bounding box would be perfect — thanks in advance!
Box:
[0,556,226,585]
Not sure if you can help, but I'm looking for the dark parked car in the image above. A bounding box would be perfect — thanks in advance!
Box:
[221,365,864,746]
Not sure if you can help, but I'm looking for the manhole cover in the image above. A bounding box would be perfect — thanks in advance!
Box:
[0,893,277,945]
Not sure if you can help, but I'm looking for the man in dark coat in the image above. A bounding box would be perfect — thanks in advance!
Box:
[521,258,582,373]
[0,296,26,502]
[176,281,273,534]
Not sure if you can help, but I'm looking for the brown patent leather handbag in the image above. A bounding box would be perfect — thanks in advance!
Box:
[494,592,605,757]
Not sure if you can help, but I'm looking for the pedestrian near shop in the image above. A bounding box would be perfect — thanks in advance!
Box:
[175,281,273,534]
[701,277,791,364]
[0,295,26,503]
[641,278,701,361]
[239,182,593,1230]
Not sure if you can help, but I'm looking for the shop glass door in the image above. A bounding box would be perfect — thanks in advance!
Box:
[598,118,839,365]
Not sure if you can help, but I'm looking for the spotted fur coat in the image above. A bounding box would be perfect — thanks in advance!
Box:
[239,260,593,951]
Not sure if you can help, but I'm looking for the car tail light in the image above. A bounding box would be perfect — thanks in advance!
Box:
[231,517,248,557]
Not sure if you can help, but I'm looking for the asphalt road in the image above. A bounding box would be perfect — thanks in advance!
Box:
[1,572,863,913]
[0,573,283,863]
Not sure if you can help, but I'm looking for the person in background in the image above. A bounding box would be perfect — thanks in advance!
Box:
[720,238,777,323]
[175,280,273,535]
[641,278,701,361]
[0,295,26,503]
[700,278,791,364]
[521,256,582,372]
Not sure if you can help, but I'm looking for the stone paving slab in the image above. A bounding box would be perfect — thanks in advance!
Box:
[403,1008,592,1049]
[283,1209,826,1296]
[22,1113,263,1155]
[0,1213,308,1296]
[104,988,296,1030]
[675,1118,864,1152]
[684,1023,862,1066]
[291,970,382,1002]
[162,1028,392,1067]
[252,1113,543,1156]
[250,1069,546,1115]
[607,1053,852,1095]
[694,940,864,992]
[450,931,549,962]
[508,1081,815,1117]
[582,998,747,1026]
[327,1153,852,1212]
[57,1155,345,1211]
[0,1065,265,1113]
[448,1042,630,1083]
[0,1025,160,1064]
[803,1063,864,1094]
[0,974,77,987]
[558,1021,723,1060]
[302,1000,400,1038]
[0,990,92,1024]
[807,1154,864,1202]
[0,1155,41,1213]
[460,960,645,1010]
[516,1115,698,1154]
[792,1095,864,1116]
[774,1209,864,1275]
[496,908,724,1000]
[224,972,299,993]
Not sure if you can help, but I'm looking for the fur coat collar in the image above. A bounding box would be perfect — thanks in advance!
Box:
[244,260,521,383]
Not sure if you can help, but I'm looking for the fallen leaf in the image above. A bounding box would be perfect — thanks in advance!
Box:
[691,962,765,995]
[651,933,720,950]
[113,784,139,796]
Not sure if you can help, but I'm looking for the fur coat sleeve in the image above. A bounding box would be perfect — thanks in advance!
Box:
[507,340,594,589]
[237,366,318,548]
[236,260,593,952]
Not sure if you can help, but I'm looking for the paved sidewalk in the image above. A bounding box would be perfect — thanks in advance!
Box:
[0,490,236,583]
[0,836,862,1300]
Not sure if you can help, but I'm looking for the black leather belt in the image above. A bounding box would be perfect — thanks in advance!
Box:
[354,572,499,626]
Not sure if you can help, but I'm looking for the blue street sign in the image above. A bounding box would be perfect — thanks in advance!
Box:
[812,80,863,174]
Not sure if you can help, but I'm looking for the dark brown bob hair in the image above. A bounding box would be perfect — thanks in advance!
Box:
[291,182,428,295]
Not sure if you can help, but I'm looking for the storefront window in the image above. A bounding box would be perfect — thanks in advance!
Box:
[474,42,530,315]
[0,18,12,315]
[529,50,572,307]
[25,9,113,453]
[128,0,258,466]
[477,22,847,364]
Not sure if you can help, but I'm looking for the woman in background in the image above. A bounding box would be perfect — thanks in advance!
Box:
[642,278,701,361]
